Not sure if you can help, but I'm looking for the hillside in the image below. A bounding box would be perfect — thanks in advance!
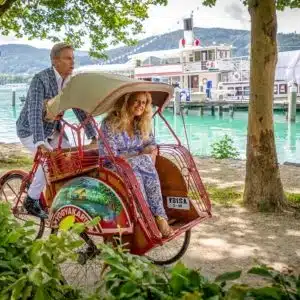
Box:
[0,27,300,76]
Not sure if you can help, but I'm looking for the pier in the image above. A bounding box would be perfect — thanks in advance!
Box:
[167,99,300,116]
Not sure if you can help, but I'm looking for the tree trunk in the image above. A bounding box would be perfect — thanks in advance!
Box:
[244,0,286,211]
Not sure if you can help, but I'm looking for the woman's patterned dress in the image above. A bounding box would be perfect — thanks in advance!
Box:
[98,120,167,219]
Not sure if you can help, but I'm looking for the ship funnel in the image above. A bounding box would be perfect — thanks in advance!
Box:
[183,16,194,47]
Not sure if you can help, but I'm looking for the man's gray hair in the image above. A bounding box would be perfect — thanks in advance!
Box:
[50,42,74,63]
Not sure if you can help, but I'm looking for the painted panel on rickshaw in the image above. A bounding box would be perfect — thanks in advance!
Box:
[51,176,129,229]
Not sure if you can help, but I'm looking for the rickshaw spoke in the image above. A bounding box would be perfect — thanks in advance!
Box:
[0,173,45,239]
[5,182,19,198]
[146,230,191,265]
[55,230,104,291]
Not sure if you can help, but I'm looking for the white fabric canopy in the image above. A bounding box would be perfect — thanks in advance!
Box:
[46,71,173,120]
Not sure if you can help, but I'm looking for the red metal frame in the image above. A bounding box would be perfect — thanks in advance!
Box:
[0,109,212,255]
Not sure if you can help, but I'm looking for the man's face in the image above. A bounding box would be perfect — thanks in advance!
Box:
[53,48,74,78]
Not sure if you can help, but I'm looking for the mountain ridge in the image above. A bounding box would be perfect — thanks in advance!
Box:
[1,27,300,75]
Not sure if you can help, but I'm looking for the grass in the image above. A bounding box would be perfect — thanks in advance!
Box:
[0,155,32,170]
[285,192,300,205]
[206,185,243,207]
[206,185,300,207]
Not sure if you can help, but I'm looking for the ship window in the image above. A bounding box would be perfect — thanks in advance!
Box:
[195,51,201,61]
[189,54,194,62]
[279,84,287,94]
[208,50,215,60]
[244,86,250,96]
[274,85,278,94]
[235,87,243,96]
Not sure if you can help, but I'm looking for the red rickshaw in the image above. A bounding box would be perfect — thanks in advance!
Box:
[0,72,212,288]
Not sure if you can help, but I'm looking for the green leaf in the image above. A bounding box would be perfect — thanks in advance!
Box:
[10,276,26,300]
[59,215,75,231]
[248,287,283,299]
[33,287,46,300]
[87,217,101,227]
[215,271,242,282]
[203,283,222,298]
[248,267,273,278]
[28,268,43,286]
[6,231,22,243]
[120,281,138,298]
[30,241,43,264]
[40,253,53,273]
[0,261,13,271]
[22,285,33,300]
[225,285,249,300]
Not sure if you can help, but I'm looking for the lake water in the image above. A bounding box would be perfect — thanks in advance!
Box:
[1,89,300,163]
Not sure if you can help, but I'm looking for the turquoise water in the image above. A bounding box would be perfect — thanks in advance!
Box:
[1,89,300,163]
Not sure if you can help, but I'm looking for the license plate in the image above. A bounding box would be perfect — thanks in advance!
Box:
[167,197,190,210]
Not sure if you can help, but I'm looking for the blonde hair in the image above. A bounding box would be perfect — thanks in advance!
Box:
[104,92,153,140]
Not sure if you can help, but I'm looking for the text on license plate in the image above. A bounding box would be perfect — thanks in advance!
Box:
[167,197,190,210]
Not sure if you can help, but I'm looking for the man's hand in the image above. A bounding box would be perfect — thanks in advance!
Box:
[38,144,52,153]
[90,136,98,145]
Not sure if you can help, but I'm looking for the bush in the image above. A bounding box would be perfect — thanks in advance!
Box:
[94,242,300,299]
[211,134,239,159]
[2,203,300,300]
[0,203,83,300]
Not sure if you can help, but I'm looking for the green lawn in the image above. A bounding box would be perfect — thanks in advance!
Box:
[206,184,300,207]
[0,155,32,173]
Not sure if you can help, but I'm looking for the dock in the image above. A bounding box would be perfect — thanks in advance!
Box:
[167,99,300,116]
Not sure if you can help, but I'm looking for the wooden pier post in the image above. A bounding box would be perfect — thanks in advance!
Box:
[218,105,223,116]
[174,90,180,116]
[229,105,235,117]
[211,105,215,116]
[288,84,297,122]
[200,106,204,116]
[12,90,16,107]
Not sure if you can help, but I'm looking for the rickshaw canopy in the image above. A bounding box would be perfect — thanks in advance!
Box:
[45,71,174,120]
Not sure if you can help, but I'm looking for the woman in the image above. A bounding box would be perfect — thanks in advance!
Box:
[98,91,173,237]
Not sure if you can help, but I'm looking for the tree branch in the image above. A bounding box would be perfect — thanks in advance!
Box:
[0,0,17,18]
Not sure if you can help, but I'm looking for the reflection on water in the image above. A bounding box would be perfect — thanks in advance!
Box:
[1,89,300,163]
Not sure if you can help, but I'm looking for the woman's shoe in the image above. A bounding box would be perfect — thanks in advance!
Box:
[155,216,174,238]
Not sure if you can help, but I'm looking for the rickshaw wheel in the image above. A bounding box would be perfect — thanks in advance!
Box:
[51,228,104,291]
[146,229,191,265]
[0,173,45,239]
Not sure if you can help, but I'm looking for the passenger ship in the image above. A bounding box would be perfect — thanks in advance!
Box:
[76,16,300,102]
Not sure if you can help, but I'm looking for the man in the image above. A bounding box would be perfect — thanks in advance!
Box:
[16,42,96,219]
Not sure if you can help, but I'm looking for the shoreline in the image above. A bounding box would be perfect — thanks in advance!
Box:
[2,141,300,165]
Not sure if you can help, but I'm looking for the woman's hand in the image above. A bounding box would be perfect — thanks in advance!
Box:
[142,146,158,164]
[142,145,156,154]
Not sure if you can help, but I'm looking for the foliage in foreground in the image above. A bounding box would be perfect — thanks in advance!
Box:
[96,241,300,300]
[211,135,240,160]
[0,203,82,300]
[1,202,300,299]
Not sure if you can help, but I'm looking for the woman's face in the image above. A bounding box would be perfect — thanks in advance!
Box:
[128,93,147,117]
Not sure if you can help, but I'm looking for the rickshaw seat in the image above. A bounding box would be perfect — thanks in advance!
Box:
[46,145,99,182]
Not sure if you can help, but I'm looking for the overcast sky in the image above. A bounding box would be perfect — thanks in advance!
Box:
[0,0,299,49]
